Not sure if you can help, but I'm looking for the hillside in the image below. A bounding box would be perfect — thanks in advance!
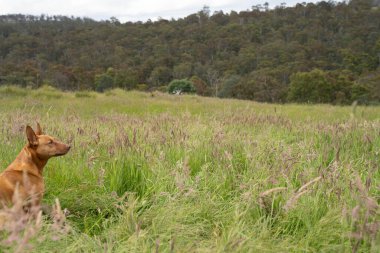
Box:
[0,0,380,103]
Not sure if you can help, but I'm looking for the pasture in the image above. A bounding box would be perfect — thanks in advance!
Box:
[0,86,379,252]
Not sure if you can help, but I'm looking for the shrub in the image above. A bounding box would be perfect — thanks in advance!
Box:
[157,86,168,92]
[352,70,380,104]
[218,75,241,98]
[0,86,28,97]
[33,85,63,99]
[136,84,148,91]
[95,73,114,92]
[351,83,370,103]
[168,79,195,94]
[75,91,96,98]
[189,76,209,96]
[287,69,334,103]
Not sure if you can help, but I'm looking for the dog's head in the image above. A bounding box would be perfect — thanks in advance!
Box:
[26,123,71,160]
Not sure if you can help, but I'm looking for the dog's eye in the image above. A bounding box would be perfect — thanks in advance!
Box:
[48,140,53,144]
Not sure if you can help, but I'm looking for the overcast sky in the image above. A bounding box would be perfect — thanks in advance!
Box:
[0,0,322,22]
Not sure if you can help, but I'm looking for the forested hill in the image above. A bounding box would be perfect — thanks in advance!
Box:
[0,0,379,103]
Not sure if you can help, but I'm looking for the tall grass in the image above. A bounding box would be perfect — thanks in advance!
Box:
[0,88,379,252]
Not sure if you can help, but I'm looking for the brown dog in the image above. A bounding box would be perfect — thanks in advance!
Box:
[0,123,70,207]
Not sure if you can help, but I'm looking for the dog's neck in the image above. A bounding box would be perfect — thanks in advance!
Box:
[9,145,48,177]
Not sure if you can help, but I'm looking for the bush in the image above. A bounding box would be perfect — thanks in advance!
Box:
[218,75,241,98]
[136,84,148,91]
[352,70,380,104]
[287,69,334,103]
[95,73,114,92]
[351,83,370,103]
[105,90,117,96]
[75,91,96,98]
[157,86,168,92]
[189,76,209,96]
[168,79,195,94]
[33,85,63,99]
[0,86,28,97]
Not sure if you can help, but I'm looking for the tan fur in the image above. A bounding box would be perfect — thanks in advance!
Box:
[0,123,70,207]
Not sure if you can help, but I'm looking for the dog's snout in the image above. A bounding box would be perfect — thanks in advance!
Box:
[67,145,71,150]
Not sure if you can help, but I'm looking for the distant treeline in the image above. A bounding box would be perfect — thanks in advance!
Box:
[0,0,379,104]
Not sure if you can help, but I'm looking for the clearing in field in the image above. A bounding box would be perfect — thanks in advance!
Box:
[0,86,379,252]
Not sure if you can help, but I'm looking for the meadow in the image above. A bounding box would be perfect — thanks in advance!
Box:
[0,86,379,252]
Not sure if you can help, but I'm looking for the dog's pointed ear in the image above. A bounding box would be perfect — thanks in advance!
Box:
[26,125,38,146]
[35,122,43,135]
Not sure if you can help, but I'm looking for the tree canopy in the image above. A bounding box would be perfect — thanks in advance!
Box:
[0,0,379,103]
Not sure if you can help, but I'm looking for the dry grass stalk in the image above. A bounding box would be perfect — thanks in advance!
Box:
[283,176,321,212]
[0,192,71,252]
[283,190,309,212]
[258,187,287,209]
[0,186,42,253]
[259,187,288,198]
[170,237,175,253]
[297,176,321,193]
[354,174,367,196]
[98,167,106,186]
[349,175,380,253]
[51,198,70,241]
[155,238,160,253]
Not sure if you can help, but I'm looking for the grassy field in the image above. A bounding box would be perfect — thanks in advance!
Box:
[0,86,379,252]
